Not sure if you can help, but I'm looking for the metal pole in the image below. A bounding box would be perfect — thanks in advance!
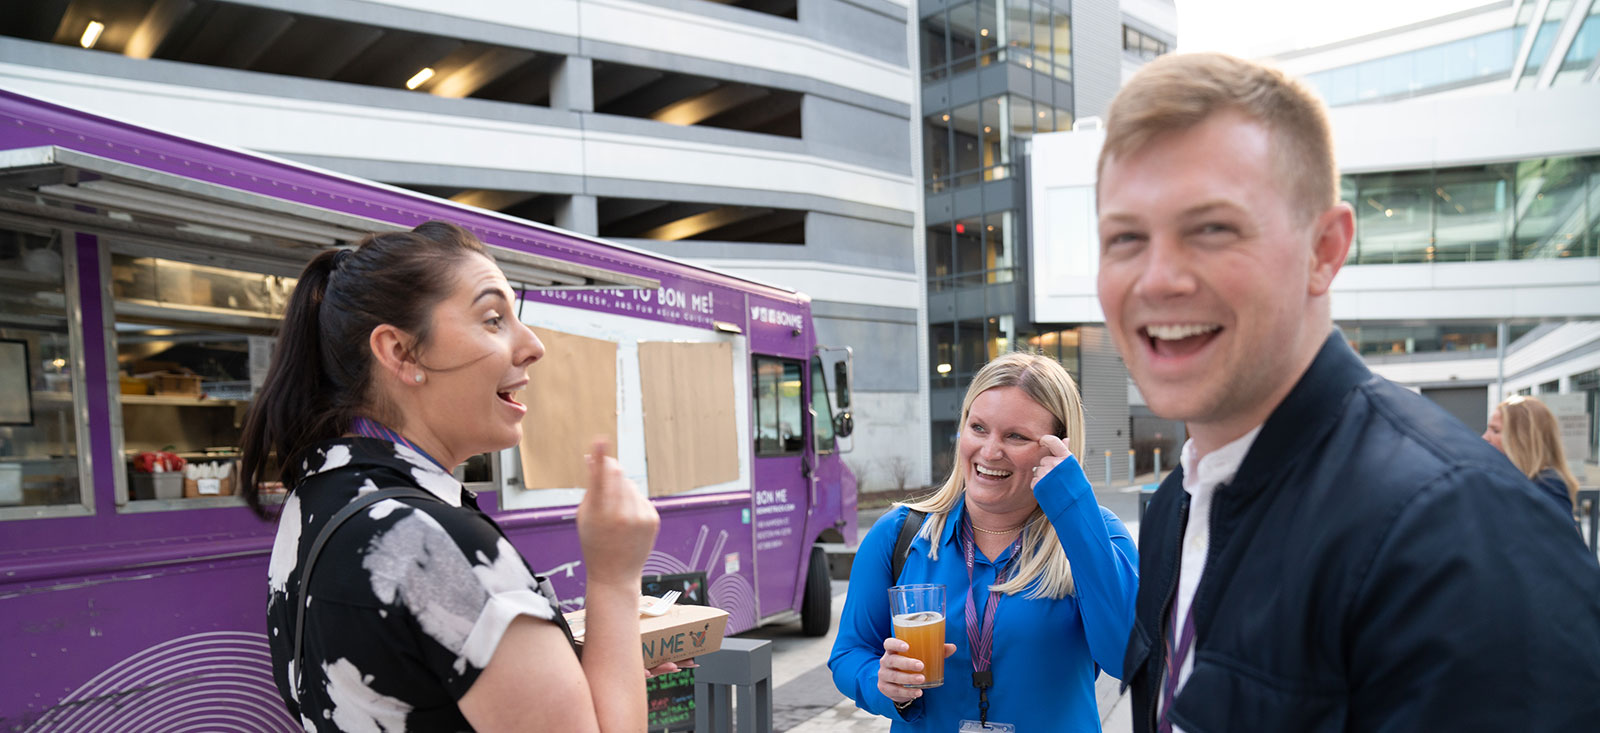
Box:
[1154,448,1163,483]
[1103,450,1112,485]
[1128,449,1136,483]
[1496,320,1508,403]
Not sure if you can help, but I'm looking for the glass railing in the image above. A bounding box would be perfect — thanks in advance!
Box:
[922,47,1071,85]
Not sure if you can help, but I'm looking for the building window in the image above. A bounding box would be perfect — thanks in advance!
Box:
[0,226,88,519]
[1340,323,1524,357]
[1306,26,1524,106]
[1573,368,1599,463]
[925,96,1066,192]
[1020,328,1080,379]
[1123,25,1168,61]
[923,0,1071,83]
[1341,155,1599,265]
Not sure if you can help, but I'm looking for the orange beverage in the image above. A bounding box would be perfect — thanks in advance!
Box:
[892,610,946,688]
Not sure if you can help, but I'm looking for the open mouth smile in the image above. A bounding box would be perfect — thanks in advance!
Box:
[1141,323,1222,359]
[974,464,1013,479]
[497,380,528,409]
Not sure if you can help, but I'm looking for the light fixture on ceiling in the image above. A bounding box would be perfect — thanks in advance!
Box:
[980,28,989,37]
[81,20,105,49]
[405,67,435,90]
[983,126,991,133]
[942,114,950,122]
[936,363,952,375]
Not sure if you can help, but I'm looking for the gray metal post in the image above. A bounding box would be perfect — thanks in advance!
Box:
[1128,449,1135,483]
[1103,450,1111,485]
[694,637,773,733]
[1153,447,1163,482]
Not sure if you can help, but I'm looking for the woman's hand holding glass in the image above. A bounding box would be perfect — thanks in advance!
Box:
[876,637,957,704]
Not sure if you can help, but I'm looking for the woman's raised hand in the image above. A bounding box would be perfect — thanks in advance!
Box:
[876,638,957,704]
[1031,434,1075,490]
[577,437,660,586]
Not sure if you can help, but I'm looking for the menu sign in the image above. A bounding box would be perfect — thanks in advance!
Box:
[647,669,695,732]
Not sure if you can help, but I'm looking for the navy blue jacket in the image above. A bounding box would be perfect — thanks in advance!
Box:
[1124,333,1600,732]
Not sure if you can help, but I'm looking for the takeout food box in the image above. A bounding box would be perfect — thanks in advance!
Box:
[563,599,729,668]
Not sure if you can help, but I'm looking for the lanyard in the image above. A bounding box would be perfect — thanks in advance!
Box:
[349,416,449,473]
[962,515,1023,726]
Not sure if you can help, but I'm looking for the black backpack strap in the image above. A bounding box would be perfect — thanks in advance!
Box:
[890,508,927,585]
[293,487,438,698]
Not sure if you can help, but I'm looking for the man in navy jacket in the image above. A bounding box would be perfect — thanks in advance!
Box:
[1094,52,1600,732]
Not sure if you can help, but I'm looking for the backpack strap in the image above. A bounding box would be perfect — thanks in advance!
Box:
[293,487,438,698]
[889,508,927,585]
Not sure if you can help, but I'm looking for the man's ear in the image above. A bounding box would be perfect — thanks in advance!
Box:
[1308,202,1354,297]
[369,324,415,383]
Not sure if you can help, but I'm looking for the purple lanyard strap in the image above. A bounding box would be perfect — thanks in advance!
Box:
[962,515,1024,726]
[349,416,448,473]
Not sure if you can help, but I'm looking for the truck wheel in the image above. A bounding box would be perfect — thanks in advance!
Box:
[801,544,832,637]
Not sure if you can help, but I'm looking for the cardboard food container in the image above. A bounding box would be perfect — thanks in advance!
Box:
[182,474,235,497]
[564,600,729,668]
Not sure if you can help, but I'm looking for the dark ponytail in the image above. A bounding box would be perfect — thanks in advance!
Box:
[239,221,489,519]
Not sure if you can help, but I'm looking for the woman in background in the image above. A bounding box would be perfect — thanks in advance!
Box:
[829,352,1138,731]
[1484,395,1581,528]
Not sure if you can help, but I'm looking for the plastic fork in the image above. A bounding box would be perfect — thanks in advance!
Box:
[641,590,681,617]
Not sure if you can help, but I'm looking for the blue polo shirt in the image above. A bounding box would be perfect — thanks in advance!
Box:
[829,456,1139,731]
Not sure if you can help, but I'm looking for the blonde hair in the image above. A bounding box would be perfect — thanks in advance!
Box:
[1098,52,1338,225]
[904,352,1087,599]
[1496,395,1579,510]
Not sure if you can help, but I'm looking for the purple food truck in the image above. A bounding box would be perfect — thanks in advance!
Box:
[0,89,858,731]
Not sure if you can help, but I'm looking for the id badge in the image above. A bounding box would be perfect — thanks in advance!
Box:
[958,721,1016,732]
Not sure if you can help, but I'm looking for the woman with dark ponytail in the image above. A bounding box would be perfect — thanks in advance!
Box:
[242,221,662,732]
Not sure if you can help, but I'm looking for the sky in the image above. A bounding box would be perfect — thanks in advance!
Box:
[1175,0,1496,57]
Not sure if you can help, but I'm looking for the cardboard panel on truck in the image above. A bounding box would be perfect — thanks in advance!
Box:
[519,326,620,489]
[638,341,739,497]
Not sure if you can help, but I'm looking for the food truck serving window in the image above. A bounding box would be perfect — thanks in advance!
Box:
[107,249,292,510]
[103,245,498,511]
[0,225,91,519]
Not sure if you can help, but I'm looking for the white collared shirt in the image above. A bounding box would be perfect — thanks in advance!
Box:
[1167,425,1262,730]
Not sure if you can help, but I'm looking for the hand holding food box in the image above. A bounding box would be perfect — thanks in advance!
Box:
[564,597,729,668]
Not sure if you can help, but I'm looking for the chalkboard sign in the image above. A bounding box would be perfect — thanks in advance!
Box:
[642,573,706,731]
[646,669,696,732]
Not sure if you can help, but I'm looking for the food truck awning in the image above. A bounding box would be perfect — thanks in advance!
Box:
[0,145,659,290]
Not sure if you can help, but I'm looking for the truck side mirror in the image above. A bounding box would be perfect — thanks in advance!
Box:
[833,411,854,438]
[834,361,850,409]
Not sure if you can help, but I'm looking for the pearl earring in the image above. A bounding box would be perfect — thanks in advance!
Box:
[413,373,424,384]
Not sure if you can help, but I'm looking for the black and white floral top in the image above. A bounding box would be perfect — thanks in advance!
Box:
[266,438,561,732]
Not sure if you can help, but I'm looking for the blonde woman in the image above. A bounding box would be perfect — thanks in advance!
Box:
[829,353,1138,731]
[1484,395,1582,526]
